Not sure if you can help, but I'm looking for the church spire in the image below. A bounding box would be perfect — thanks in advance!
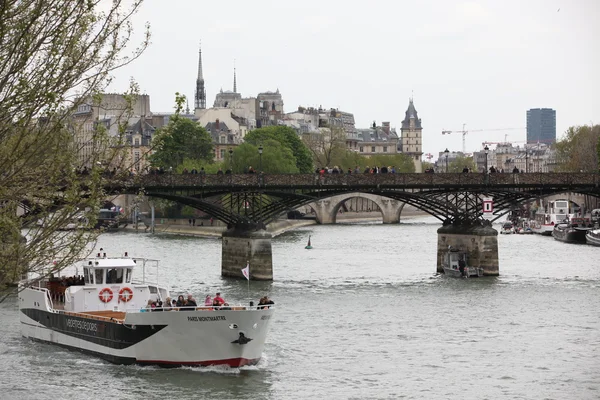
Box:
[194,41,206,110]
[233,60,237,93]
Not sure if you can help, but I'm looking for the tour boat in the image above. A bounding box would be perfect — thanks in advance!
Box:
[552,217,591,244]
[19,250,274,367]
[441,247,483,278]
[586,229,600,246]
[531,199,576,235]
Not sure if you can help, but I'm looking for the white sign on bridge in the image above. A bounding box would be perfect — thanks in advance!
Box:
[483,197,493,213]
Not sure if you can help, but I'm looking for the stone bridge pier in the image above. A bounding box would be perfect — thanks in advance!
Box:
[312,193,405,224]
[221,227,273,280]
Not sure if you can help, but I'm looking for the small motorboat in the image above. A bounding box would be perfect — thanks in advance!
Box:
[585,229,600,246]
[305,235,313,249]
[500,221,515,234]
[441,247,483,278]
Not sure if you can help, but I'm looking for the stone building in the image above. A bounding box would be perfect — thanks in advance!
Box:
[357,122,399,156]
[72,93,152,168]
[400,99,424,172]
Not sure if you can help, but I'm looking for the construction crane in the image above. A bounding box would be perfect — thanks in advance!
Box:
[441,124,525,154]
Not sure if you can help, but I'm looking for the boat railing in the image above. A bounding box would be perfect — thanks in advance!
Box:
[124,304,274,313]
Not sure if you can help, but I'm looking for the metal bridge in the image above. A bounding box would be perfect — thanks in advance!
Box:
[108,173,600,228]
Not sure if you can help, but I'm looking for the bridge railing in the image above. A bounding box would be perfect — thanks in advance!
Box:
[117,172,600,189]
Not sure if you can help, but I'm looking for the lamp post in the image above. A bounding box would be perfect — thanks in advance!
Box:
[444,148,449,173]
[484,145,489,174]
[258,144,263,173]
[228,148,233,172]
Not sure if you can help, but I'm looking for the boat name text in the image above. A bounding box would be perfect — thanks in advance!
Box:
[187,316,226,322]
[66,319,98,332]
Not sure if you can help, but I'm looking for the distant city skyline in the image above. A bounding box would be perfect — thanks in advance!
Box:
[106,0,599,160]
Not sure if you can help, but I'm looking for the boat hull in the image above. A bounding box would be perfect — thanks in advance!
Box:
[19,288,273,367]
[552,226,588,244]
[586,231,600,246]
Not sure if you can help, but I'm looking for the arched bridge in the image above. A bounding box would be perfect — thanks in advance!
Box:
[109,173,600,227]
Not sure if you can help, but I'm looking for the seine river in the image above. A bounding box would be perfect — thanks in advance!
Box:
[1,216,599,400]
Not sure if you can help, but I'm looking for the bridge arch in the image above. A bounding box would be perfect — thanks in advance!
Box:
[311,192,406,224]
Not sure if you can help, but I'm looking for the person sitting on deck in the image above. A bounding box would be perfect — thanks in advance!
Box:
[213,292,225,306]
[176,295,186,310]
[183,294,197,311]
[204,295,212,306]
[141,299,153,312]
[163,297,172,311]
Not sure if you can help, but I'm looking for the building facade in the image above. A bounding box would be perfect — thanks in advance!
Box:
[400,99,424,172]
[526,108,556,144]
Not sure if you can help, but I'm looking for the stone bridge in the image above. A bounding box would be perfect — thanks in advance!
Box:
[309,193,406,224]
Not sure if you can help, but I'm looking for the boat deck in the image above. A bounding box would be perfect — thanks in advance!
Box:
[61,310,126,322]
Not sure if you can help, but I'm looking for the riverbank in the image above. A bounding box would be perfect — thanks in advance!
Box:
[123,207,429,238]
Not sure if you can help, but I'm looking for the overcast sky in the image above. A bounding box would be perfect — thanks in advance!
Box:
[109,0,599,160]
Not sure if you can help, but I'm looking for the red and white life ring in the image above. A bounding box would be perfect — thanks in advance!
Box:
[119,287,133,302]
[99,288,113,303]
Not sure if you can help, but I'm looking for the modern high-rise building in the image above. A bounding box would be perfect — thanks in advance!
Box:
[526,108,556,144]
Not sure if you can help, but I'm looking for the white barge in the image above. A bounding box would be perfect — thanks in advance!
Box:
[19,250,274,367]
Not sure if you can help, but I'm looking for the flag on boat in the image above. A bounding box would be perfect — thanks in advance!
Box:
[241,263,250,280]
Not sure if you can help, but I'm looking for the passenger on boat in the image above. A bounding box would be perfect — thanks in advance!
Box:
[141,299,153,312]
[185,294,198,310]
[153,300,164,312]
[204,295,212,306]
[458,258,466,277]
[163,297,172,311]
[176,295,186,308]
[213,292,225,306]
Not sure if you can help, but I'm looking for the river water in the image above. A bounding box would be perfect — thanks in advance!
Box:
[1,216,599,400]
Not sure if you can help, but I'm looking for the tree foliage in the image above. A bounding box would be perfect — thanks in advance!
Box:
[555,125,600,172]
[231,140,299,174]
[448,155,478,173]
[303,127,347,168]
[150,95,213,169]
[0,0,149,293]
[244,126,313,173]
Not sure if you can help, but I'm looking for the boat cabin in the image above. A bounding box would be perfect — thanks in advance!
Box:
[51,252,168,313]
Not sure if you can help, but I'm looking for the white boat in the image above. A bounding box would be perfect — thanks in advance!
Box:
[441,247,483,278]
[19,250,274,367]
[586,229,600,246]
[531,199,576,236]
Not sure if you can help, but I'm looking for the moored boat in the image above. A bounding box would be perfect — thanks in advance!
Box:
[19,250,274,367]
[441,247,483,278]
[531,199,576,235]
[500,221,515,234]
[585,229,600,246]
[552,217,591,244]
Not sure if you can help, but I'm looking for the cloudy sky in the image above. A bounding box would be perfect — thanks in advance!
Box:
[109,0,599,160]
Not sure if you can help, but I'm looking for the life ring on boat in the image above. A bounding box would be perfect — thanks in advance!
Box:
[118,287,133,302]
[98,288,113,303]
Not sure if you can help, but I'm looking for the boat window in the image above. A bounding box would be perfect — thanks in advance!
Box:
[125,268,132,283]
[83,268,91,285]
[95,268,104,284]
[106,268,123,284]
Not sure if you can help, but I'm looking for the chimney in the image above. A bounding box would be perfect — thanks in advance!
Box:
[216,118,220,130]
[382,121,390,134]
